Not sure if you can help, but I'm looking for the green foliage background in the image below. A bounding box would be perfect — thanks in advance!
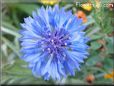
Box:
[1,0,114,85]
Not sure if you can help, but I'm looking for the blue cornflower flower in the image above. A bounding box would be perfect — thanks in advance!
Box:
[19,5,89,80]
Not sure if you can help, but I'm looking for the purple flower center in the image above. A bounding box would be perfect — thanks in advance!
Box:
[42,29,71,54]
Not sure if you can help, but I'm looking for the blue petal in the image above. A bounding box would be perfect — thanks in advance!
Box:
[42,55,53,75]
[57,60,66,77]
[63,61,75,76]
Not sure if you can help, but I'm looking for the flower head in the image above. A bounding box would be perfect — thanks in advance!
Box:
[19,5,89,80]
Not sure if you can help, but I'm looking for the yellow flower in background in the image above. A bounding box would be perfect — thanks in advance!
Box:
[81,2,92,11]
[40,0,59,5]
[104,71,114,79]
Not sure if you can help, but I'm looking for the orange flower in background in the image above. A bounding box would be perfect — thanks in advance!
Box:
[104,71,114,79]
[76,10,87,23]
[81,2,92,11]
[86,74,95,84]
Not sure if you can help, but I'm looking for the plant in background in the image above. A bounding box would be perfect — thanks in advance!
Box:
[19,5,89,80]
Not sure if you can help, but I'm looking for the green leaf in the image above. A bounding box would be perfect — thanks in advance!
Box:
[103,57,113,70]
[106,42,114,54]
[14,4,39,15]
[65,79,86,84]
[1,26,20,37]
[64,4,73,10]
[105,37,114,54]
[2,21,18,31]
[86,56,100,66]
[90,34,103,40]
[90,41,102,50]
[2,37,20,57]
[1,44,8,56]
[84,15,95,26]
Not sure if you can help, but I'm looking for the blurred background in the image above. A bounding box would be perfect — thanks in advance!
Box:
[1,0,114,85]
